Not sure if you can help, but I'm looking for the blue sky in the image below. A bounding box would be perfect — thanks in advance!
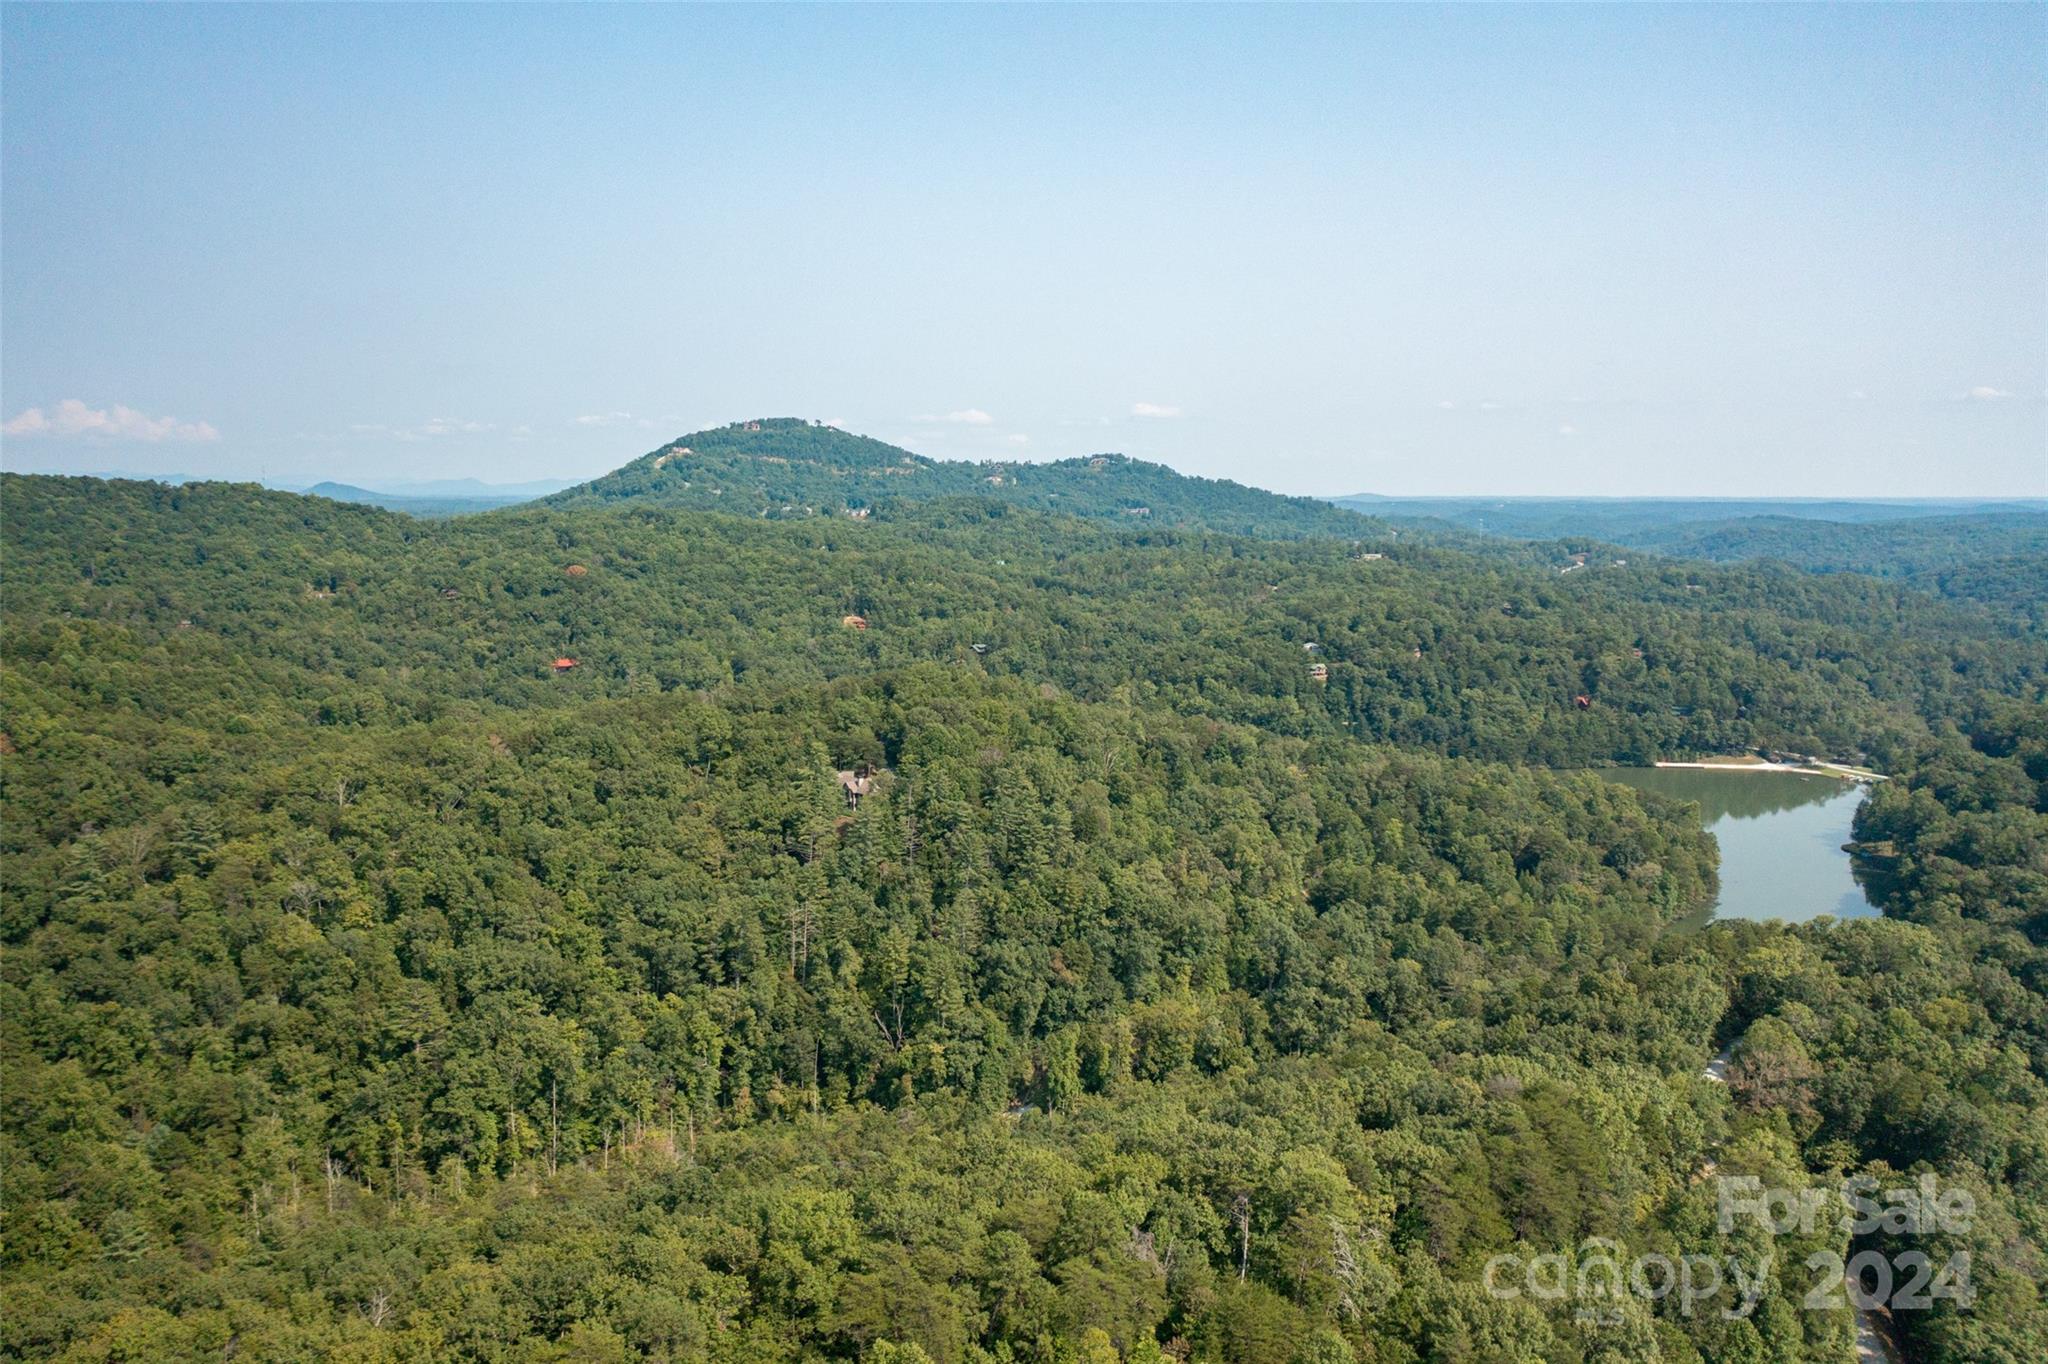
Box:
[3,3,2042,496]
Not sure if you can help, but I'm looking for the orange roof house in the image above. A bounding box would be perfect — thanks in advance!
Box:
[553,657,579,672]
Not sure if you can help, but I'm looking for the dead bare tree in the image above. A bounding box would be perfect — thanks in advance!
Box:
[1330,1218,1361,1317]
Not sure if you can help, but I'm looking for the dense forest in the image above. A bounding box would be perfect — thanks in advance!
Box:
[1635,517,2048,627]
[3,433,2046,1363]
[1330,494,2048,622]
[7,471,2042,772]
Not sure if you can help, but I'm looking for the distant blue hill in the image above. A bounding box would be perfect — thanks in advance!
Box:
[1329,494,2048,536]
[303,481,554,517]
[368,476,576,499]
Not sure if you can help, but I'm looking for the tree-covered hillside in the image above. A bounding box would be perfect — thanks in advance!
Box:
[1330,495,2048,620]
[543,419,1373,539]
[0,661,1808,1364]
[1722,701,2048,1364]
[5,469,2047,1363]
[1637,515,2048,624]
[8,476,2042,775]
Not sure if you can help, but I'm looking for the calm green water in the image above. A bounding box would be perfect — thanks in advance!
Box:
[1597,768,1883,925]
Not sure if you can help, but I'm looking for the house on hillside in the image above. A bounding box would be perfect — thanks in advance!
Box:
[836,766,880,808]
[1309,662,1329,682]
[553,657,579,673]
[841,614,869,630]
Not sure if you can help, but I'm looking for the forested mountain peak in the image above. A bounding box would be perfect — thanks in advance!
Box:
[550,419,942,500]
[648,417,936,472]
[544,419,1376,538]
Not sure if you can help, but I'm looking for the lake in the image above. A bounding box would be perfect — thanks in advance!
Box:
[1595,767,1884,925]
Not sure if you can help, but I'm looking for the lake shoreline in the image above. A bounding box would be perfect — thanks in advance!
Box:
[1653,758,1885,783]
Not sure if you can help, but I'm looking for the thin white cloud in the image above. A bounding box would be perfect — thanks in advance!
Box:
[1436,400,1457,411]
[1965,386,2014,401]
[416,417,491,437]
[1131,402,1181,418]
[348,417,494,441]
[821,416,846,429]
[576,411,637,427]
[1006,433,1030,447]
[1557,424,1580,437]
[2,399,218,443]
[914,408,995,425]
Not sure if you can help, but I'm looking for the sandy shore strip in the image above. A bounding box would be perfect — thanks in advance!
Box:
[1653,758,1886,781]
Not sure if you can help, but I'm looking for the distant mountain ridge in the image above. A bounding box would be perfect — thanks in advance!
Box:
[1327,492,2048,618]
[373,476,575,498]
[303,481,552,517]
[543,417,1375,539]
[1330,493,2048,535]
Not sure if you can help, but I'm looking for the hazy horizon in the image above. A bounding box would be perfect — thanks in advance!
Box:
[4,4,2044,497]
[4,414,2047,507]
